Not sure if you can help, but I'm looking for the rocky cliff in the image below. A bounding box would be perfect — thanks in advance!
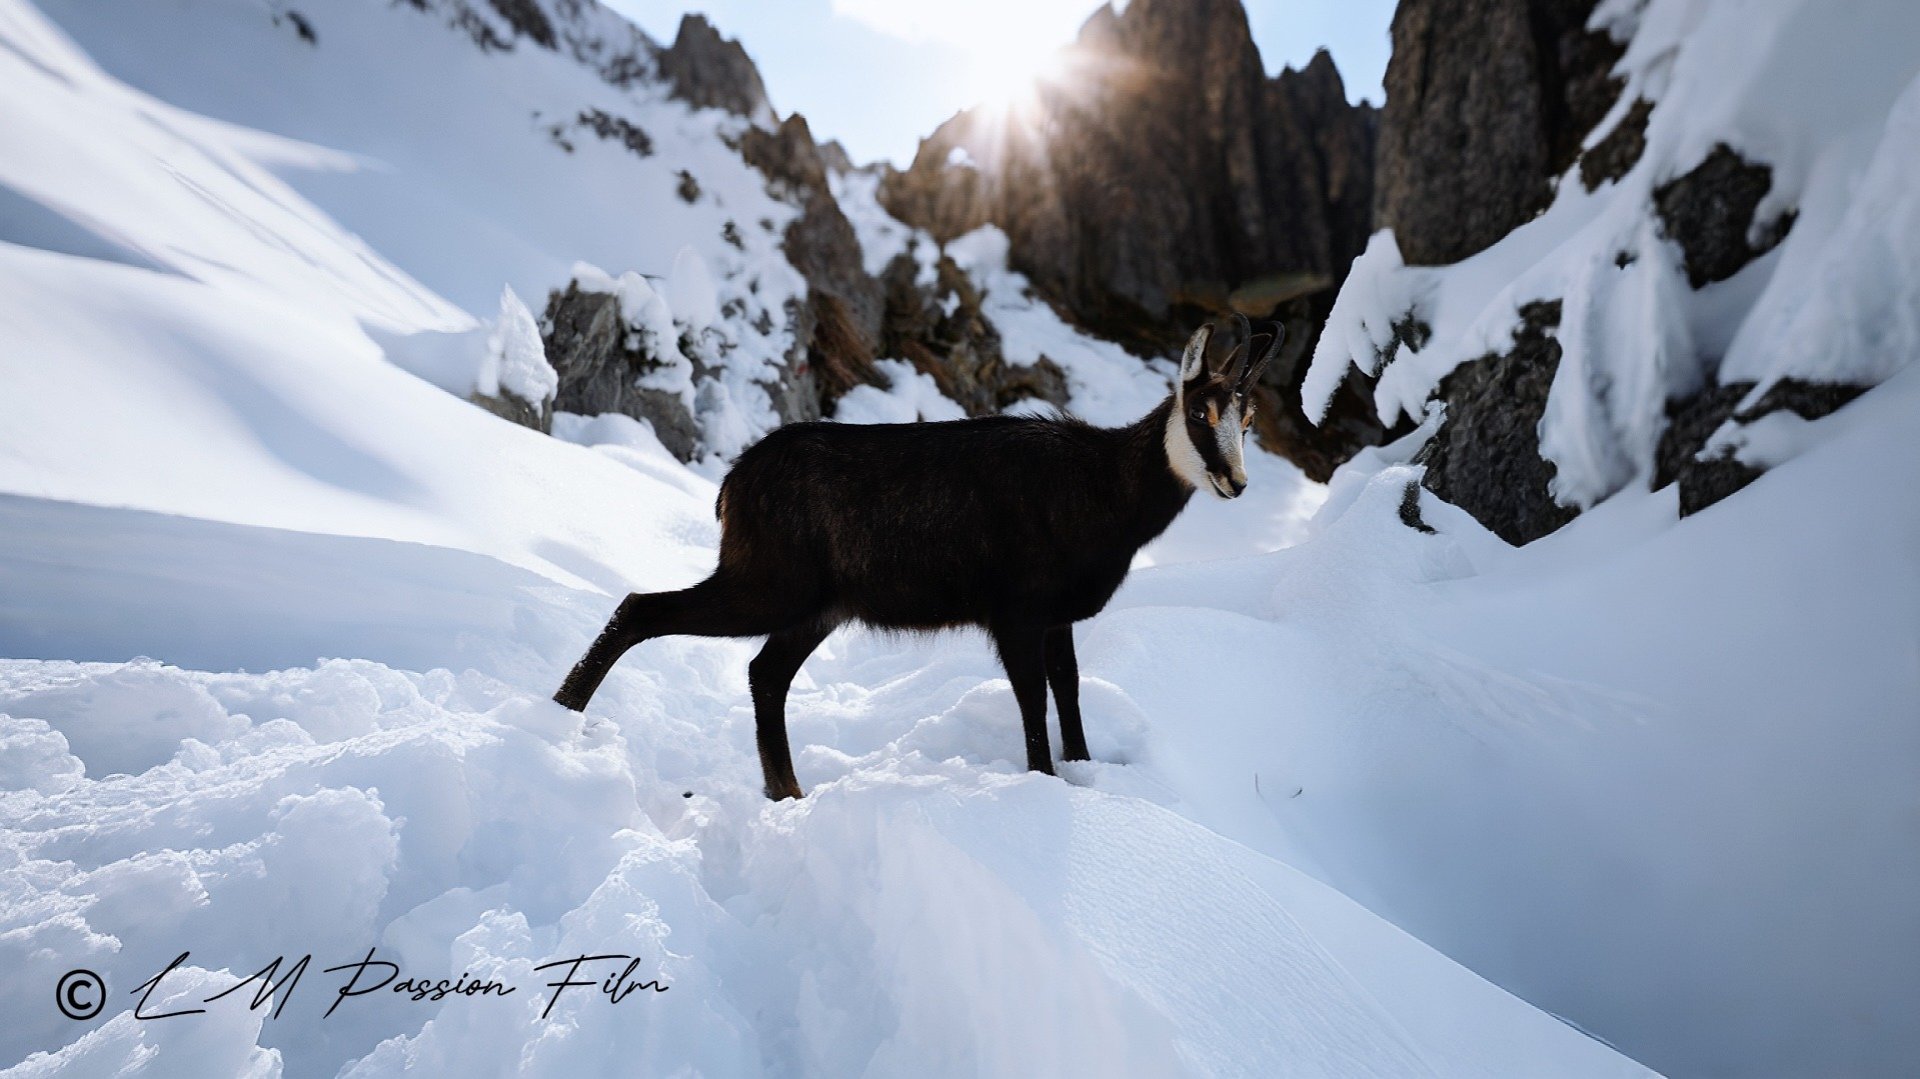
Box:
[876,0,1390,479]
[880,0,1375,352]
[1373,0,1625,266]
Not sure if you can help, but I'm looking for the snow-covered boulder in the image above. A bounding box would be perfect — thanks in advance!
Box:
[470,285,559,432]
[543,268,707,460]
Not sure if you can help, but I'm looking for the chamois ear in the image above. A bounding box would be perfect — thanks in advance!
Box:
[1235,321,1286,392]
[1178,323,1213,383]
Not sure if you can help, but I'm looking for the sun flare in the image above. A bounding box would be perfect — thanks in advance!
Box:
[962,39,1069,120]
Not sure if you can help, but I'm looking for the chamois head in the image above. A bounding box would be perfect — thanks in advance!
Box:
[1165,315,1284,499]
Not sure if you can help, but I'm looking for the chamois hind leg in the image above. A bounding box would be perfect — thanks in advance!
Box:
[1045,624,1090,762]
[553,573,811,712]
[749,622,833,800]
[990,622,1055,776]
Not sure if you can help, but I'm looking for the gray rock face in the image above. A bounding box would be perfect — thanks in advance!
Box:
[416,0,656,89]
[485,0,554,49]
[540,284,705,459]
[1656,379,1864,515]
[657,14,771,121]
[1417,301,1579,545]
[1372,0,1831,541]
[1580,97,1652,190]
[1374,0,1624,266]
[880,254,1069,416]
[468,387,551,433]
[879,0,1377,357]
[1653,144,1794,288]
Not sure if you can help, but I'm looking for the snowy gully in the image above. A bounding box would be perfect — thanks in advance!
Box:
[74,949,669,1023]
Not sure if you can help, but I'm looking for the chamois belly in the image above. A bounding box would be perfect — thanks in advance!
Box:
[829,548,1133,631]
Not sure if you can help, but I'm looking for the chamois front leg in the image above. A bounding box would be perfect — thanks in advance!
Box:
[748,623,832,800]
[1045,625,1090,762]
[991,623,1055,776]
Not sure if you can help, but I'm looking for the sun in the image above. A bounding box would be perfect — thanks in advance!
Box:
[962,39,1069,121]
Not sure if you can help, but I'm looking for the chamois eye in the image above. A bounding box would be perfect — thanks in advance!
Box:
[1189,407,1207,423]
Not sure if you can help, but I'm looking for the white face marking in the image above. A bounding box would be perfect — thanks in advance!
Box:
[1164,392,1211,491]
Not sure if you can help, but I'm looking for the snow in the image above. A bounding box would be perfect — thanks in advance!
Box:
[0,0,467,335]
[666,245,721,332]
[479,286,558,405]
[2,0,1912,1075]
[830,166,939,284]
[832,359,969,424]
[1304,0,1920,512]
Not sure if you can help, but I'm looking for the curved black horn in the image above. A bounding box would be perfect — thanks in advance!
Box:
[1229,312,1252,372]
[1236,321,1286,390]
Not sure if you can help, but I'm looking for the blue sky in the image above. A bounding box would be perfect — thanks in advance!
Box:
[608,0,1396,166]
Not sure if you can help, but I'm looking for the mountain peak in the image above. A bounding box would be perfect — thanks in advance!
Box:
[659,12,775,124]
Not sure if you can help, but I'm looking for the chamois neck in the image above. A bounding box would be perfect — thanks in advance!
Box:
[1118,398,1196,542]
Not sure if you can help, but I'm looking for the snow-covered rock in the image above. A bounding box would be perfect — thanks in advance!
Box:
[1307,0,1920,541]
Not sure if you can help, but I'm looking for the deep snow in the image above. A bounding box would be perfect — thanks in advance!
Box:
[1,0,1914,1076]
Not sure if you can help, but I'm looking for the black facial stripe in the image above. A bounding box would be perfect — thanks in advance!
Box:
[1189,416,1229,473]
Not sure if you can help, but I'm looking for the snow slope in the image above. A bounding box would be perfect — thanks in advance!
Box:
[1289,0,1920,1070]
[3,0,1911,1075]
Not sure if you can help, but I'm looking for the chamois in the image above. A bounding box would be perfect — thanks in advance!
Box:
[554,316,1283,799]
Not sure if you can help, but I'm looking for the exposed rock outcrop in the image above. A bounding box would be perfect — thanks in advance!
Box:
[1416,300,1578,545]
[1653,144,1794,288]
[485,0,555,49]
[1656,379,1864,516]
[469,386,551,433]
[740,114,885,413]
[414,0,655,87]
[1374,0,1624,266]
[657,13,771,122]
[540,283,706,459]
[1579,97,1652,190]
[880,0,1377,357]
[537,11,1102,458]
[1370,0,1833,541]
[880,254,1069,416]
